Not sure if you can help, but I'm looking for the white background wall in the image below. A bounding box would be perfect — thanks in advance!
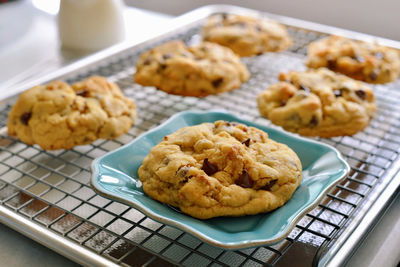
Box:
[125,0,400,41]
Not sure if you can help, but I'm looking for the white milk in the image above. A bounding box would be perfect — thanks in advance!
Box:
[58,0,125,51]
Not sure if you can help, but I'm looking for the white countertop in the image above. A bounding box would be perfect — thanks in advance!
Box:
[0,0,172,94]
[0,1,399,266]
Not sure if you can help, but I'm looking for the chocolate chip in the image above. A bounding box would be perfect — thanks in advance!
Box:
[20,112,32,125]
[369,71,378,81]
[261,179,277,191]
[299,84,310,93]
[221,13,228,20]
[355,89,366,100]
[327,59,336,68]
[310,115,319,126]
[222,121,238,128]
[333,89,342,97]
[177,166,189,177]
[255,25,262,32]
[202,158,218,176]
[143,58,152,65]
[242,138,251,147]
[76,90,89,97]
[212,78,224,88]
[236,169,253,188]
[162,53,173,60]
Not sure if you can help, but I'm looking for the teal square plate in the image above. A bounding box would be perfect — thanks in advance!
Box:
[91,110,350,249]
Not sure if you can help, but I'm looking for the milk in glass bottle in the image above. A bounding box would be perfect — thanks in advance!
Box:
[58,0,125,51]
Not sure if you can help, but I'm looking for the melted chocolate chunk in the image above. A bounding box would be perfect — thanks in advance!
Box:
[202,158,218,176]
[369,71,378,81]
[355,89,366,100]
[76,90,89,97]
[327,59,336,69]
[212,78,224,88]
[162,53,173,60]
[261,179,278,191]
[236,170,253,188]
[177,166,189,177]
[310,115,319,126]
[242,138,251,147]
[143,58,152,65]
[20,112,32,125]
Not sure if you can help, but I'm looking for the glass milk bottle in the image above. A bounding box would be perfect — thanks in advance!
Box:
[58,0,126,51]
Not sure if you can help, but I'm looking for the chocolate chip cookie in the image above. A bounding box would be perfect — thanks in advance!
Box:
[138,121,302,219]
[257,68,377,137]
[307,35,400,83]
[134,40,249,97]
[202,13,292,57]
[7,76,137,150]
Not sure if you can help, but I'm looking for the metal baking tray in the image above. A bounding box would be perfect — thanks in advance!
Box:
[1,5,400,267]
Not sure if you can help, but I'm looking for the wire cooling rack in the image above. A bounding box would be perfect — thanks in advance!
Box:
[1,6,400,267]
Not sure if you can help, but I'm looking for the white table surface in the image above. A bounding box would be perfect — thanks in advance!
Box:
[0,1,399,266]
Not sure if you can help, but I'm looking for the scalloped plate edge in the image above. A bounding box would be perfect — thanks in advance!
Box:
[91,109,350,249]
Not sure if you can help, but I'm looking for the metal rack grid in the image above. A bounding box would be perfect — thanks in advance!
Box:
[1,10,400,267]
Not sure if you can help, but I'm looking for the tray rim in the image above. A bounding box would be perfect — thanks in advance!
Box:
[0,4,399,266]
[2,4,400,103]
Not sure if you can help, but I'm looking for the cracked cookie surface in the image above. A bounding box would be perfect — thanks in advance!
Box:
[138,121,302,219]
[134,40,249,97]
[7,76,137,150]
[257,68,377,137]
[307,35,400,83]
[202,14,292,57]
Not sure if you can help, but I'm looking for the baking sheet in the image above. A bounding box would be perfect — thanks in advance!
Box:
[0,5,400,267]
